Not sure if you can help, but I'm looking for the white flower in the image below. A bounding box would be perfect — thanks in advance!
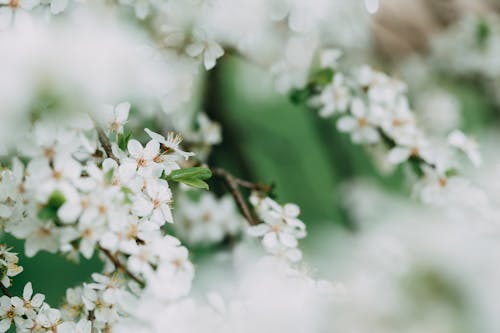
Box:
[58,319,92,333]
[24,220,59,257]
[185,29,224,70]
[387,133,435,165]
[337,98,380,144]
[0,0,38,30]
[0,296,23,332]
[61,287,85,321]
[145,128,194,161]
[448,130,482,167]
[36,304,61,330]
[318,74,350,118]
[174,193,244,246]
[101,102,130,134]
[124,139,160,176]
[50,0,68,14]
[10,282,45,319]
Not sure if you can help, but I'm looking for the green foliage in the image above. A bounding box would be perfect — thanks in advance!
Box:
[37,190,66,221]
[166,167,212,190]
[118,132,132,151]
[476,19,491,46]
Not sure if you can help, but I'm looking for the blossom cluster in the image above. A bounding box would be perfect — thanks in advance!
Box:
[293,50,481,203]
[0,248,84,333]
[247,192,306,262]
[0,246,22,288]
[173,192,245,246]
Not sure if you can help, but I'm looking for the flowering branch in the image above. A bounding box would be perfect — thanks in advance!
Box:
[98,246,145,287]
[92,117,120,163]
[210,167,268,226]
[0,282,12,298]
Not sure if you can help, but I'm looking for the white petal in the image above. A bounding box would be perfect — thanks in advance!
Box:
[23,282,33,301]
[127,139,143,158]
[388,147,411,164]
[185,42,204,57]
[262,232,278,250]
[279,232,298,247]
[336,116,357,132]
[115,102,130,122]
[247,224,269,237]
[350,98,366,118]
[58,201,81,223]
[50,0,68,14]
[143,140,159,160]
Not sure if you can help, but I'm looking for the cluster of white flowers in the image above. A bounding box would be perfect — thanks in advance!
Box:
[247,192,306,262]
[0,0,69,29]
[0,101,205,328]
[0,247,93,332]
[430,15,500,81]
[295,50,482,204]
[173,192,245,246]
[0,246,22,288]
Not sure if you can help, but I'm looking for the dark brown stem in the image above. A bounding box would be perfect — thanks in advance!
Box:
[99,246,145,287]
[92,118,120,163]
[0,282,12,298]
[210,167,268,226]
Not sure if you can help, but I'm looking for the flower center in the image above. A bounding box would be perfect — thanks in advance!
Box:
[6,308,15,319]
[109,121,120,132]
[358,117,368,128]
[44,148,55,160]
[438,178,448,187]
[152,199,161,209]
[51,170,63,180]
[98,204,107,215]
[137,158,147,167]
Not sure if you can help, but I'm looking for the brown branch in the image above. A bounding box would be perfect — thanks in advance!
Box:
[99,246,145,287]
[92,118,120,163]
[0,282,12,298]
[210,167,269,226]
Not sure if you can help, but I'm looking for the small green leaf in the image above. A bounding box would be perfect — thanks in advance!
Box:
[176,178,209,190]
[37,190,66,221]
[408,157,424,178]
[167,167,212,181]
[310,68,334,86]
[445,168,458,178]
[121,186,134,204]
[290,87,313,105]
[166,167,212,190]
[104,168,114,185]
[477,19,491,46]
[118,132,131,151]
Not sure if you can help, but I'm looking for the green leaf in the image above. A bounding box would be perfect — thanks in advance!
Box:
[290,87,313,105]
[104,168,114,185]
[166,167,212,190]
[167,167,212,181]
[176,178,209,190]
[477,19,491,46]
[37,190,66,221]
[445,168,458,178]
[118,132,131,151]
[408,157,424,178]
[121,186,134,204]
[310,68,334,86]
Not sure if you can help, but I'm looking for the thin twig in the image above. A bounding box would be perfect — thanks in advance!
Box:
[92,118,120,163]
[0,282,12,298]
[210,167,268,226]
[99,246,145,287]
